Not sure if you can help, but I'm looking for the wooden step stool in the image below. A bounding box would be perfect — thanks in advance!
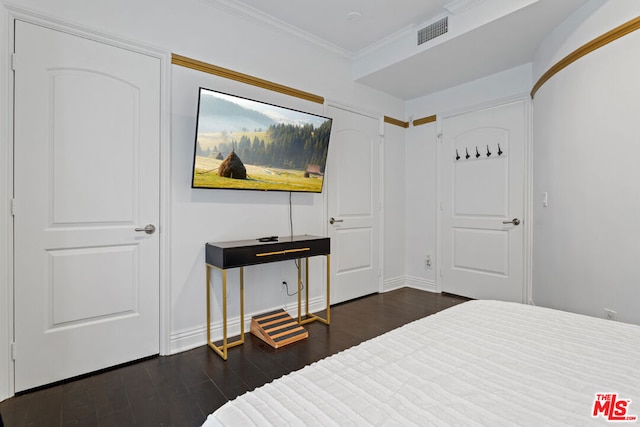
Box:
[250,309,308,348]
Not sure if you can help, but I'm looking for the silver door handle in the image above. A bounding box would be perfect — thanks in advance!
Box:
[502,218,521,226]
[135,224,156,234]
[329,217,343,225]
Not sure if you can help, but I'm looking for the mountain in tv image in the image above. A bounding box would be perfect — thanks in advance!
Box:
[196,93,275,133]
[193,90,332,192]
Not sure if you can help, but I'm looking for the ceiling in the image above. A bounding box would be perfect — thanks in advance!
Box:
[230,0,454,54]
[214,0,589,100]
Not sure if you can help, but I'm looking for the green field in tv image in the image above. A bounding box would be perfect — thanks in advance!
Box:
[192,89,332,193]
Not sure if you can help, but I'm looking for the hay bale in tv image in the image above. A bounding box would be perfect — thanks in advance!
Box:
[218,150,247,179]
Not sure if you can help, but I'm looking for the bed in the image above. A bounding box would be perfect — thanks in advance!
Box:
[203,300,640,426]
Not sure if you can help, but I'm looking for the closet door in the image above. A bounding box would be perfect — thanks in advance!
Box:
[13,20,161,391]
[326,107,381,304]
[440,100,526,302]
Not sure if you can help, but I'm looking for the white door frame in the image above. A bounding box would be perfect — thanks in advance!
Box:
[0,6,172,400]
[435,95,533,303]
[323,100,385,297]
[0,2,11,403]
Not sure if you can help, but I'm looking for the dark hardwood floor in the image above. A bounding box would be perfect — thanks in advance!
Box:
[0,288,469,427]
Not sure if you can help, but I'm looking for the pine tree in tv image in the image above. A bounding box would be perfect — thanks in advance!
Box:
[192,88,333,193]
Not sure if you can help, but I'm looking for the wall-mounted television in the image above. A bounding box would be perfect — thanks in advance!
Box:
[191,87,333,193]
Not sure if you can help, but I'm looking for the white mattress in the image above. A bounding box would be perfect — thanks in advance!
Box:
[203,300,640,426]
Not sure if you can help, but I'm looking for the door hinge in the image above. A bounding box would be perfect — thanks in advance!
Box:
[11,53,16,71]
[11,342,15,360]
[10,198,16,216]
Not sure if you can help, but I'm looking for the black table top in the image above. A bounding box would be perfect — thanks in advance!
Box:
[206,235,330,269]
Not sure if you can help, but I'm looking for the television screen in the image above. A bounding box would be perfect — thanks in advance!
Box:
[191,87,333,193]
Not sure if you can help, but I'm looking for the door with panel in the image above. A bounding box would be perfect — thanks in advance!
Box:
[326,106,380,304]
[13,21,161,391]
[440,100,526,302]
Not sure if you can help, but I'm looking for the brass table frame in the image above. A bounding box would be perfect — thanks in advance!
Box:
[297,255,330,325]
[205,265,245,360]
[206,254,330,360]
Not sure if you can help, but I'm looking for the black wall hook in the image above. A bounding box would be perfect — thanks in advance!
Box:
[497,143,503,156]
[465,148,470,159]
[455,149,460,161]
[486,145,491,157]
[475,146,480,158]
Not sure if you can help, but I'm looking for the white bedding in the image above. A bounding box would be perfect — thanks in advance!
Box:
[203,300,640,426]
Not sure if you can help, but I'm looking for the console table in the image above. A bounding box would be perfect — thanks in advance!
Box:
[205,235,330,359]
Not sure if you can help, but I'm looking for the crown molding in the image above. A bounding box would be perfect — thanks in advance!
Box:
[172,53,325,104]
[199,0,352,58]
[444,0,485,15]
[531,15,640,98]
[353,23,415,59]
[384,116,409,128]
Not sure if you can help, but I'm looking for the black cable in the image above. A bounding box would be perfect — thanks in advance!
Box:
[282,280,302,297]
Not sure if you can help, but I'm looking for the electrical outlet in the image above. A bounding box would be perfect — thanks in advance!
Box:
[604,308,617,321]
[425,254,432,269]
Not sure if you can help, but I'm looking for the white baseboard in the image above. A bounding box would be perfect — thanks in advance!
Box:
[404,276,438,293]
[382,276,406,292]
[170,296,326,354]
[383,276,438,293]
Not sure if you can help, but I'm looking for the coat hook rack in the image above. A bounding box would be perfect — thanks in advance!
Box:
[486,145,491,157]
[475,146,480,159]
[455,149,460,161]
[497,143,503,156]
[465,148,470,159]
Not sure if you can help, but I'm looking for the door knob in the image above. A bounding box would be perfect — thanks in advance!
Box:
[135,224,156,234]
[502,218,521,226]
[329,217,343,225]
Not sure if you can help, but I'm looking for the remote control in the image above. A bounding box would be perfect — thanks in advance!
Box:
[257,236,278,242]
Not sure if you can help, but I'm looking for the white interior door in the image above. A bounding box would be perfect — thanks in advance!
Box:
[326,106,380,304]
[440,100,526,302]
[13,21,161,392]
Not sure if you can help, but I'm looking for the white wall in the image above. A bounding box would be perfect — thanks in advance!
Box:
[531,1,640,323]
[0,0,405,399]
[382,122,406,289]
[403,121,437,290]
[404,65,532,291]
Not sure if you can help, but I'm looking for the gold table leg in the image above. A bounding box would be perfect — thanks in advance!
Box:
[206,264,245,360]
[298,254,331,326]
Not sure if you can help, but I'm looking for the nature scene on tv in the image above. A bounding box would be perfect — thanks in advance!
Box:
[192,88,332,192]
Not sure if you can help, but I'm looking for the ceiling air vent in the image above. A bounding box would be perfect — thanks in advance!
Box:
[417,17,448,46]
